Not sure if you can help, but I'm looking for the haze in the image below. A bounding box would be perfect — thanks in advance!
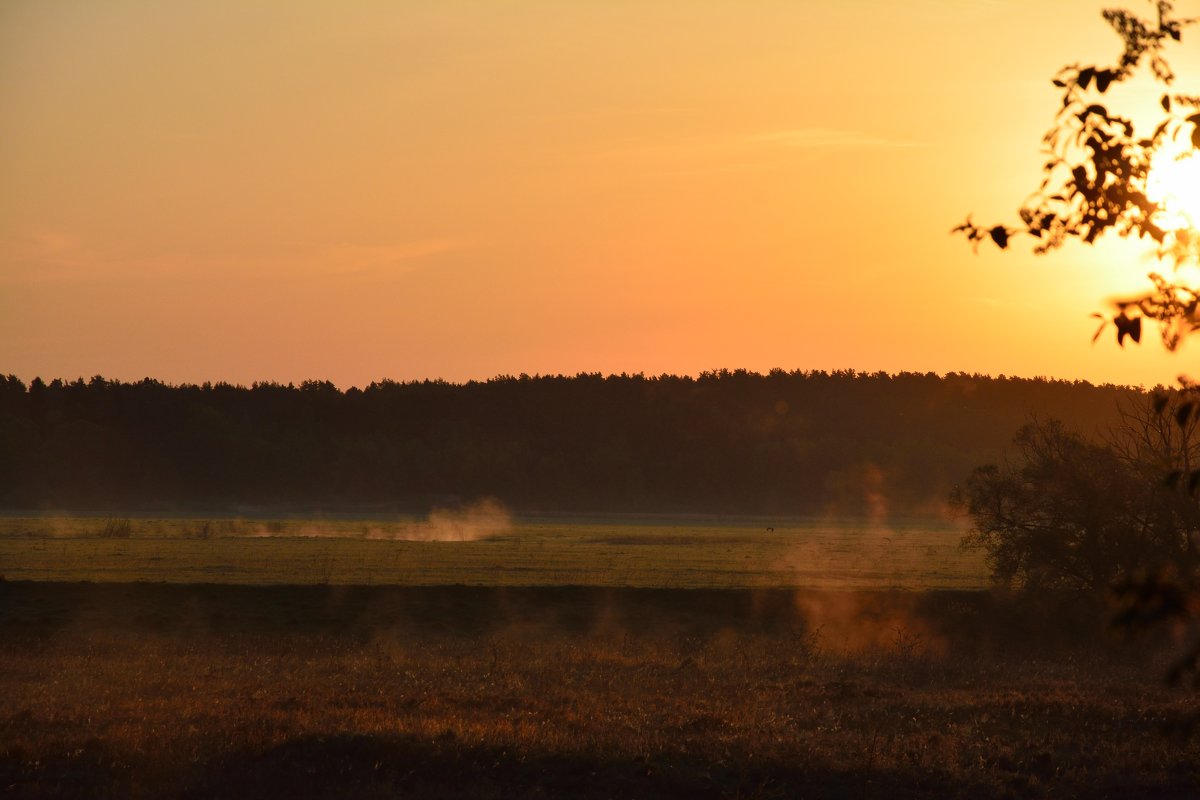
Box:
[4,0,1199,387]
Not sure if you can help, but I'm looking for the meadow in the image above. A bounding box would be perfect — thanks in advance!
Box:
[0,513,984,589]
[3,515,1198,798]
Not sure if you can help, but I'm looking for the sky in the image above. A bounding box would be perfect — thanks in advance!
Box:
[3,0,1200,388]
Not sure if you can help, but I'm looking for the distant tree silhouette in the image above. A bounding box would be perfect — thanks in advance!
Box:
[0,371,1137,514]
[955,397,1200,593]
[956,420,1131,592]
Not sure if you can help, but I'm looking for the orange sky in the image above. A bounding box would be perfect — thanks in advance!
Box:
[3,0,1200,388]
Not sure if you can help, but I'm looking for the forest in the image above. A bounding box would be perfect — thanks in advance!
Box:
[0,370,1142,515]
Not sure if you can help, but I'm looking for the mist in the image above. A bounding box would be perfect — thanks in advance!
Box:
[371,498,513,542]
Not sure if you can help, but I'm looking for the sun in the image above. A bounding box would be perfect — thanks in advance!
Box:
[1147,141,1200,232]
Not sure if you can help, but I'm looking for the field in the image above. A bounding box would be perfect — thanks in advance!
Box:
[3,515,1198,798]
[0,514,985,589]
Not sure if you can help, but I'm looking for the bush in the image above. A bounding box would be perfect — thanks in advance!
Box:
[954,397,1200,592]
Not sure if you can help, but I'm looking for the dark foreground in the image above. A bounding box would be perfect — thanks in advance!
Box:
[2,583,1198,798]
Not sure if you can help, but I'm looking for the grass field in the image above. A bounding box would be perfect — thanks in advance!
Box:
[4,514,1196,798]
[3,583,1199,798]
[0,513,985,589]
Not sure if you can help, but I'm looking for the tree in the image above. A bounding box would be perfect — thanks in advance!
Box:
[955,0,1200,694]
[955,400,1200,593]
[956,420,1135,592]
[954,1,1200,356]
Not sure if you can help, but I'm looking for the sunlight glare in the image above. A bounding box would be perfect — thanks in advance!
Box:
[1147,142,1200,232]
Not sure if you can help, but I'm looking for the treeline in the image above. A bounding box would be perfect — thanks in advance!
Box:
[0,370,1142,515]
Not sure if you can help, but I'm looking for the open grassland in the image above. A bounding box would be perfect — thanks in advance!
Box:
[4,516,1189,798]
[0,514,985,589]
[2,583,1198,799]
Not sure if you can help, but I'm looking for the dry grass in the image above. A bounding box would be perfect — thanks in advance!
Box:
[1,584,1198,798]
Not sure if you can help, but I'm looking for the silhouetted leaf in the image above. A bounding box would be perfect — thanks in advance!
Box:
[1153,393,1170,416]
[1162,94,1172,111]
[1114,313,1141,347]
[989,226,1009,249]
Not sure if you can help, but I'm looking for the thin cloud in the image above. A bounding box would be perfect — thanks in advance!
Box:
[653,162,777,178]
[748,127,925,150]
[1,230,98,283]
[0,232,470,285]
[596,127,924,174]
[320,239,467,276]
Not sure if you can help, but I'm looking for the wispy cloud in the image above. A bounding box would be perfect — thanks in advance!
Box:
[320,239,467,276]
[1,229,99,283]
[651,162,777,178]
[593,126,924,176]
[7,230,89,268]
[0,231,470,285]
[747,127,925,150]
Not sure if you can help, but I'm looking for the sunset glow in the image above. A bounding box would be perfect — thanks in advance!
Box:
[8,6,1200,794]
[2,1,1200,387]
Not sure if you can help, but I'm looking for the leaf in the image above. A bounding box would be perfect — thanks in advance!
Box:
[1114,313,1142,347]
[1077,66,1095,90]
[1095,69,1116,93]
[989,226,1009,249]
[1162,94,1172,112]
[1153,393,1170,416]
